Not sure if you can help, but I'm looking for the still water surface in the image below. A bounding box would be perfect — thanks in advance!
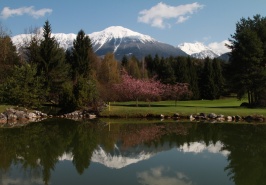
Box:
[0,118,266,185]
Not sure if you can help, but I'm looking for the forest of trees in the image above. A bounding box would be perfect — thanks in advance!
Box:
[0,15,265,113]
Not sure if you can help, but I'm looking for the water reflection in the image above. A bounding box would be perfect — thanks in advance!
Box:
[137,167,193,185]
[179,141,230,156]
[0,119,266,185]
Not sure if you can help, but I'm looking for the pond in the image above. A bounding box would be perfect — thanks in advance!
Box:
[0,118,266,185]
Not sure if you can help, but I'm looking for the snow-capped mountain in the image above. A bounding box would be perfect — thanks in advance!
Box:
[178,42,219,59]
[12,26,187,60]
[89,26,187,60]
[89,26,156,52]
[58,141,229,169]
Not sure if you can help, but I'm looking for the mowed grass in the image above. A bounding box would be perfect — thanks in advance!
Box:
[100,98,266,118]
[0,105,12,113]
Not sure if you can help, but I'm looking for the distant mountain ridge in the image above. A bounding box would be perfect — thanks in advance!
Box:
[178,42,219,59]
[11,26,229,60]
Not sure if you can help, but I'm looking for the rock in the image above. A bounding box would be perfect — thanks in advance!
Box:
[226,116,233,122]
[7,114,17,120]
[199,113,207,118]
[0,113,7,123]
[27,112,37,119]
[235,115,242,121]
[173,113,180,118]
[88,114,96,119]
[17,111,29,120]
[189,115,195,121]
[208,113,217,119]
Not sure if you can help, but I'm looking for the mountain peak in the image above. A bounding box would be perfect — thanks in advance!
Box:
[178,42,212,55]
[89,26,156,51]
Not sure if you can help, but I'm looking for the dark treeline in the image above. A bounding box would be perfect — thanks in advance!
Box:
[0,14,266,112]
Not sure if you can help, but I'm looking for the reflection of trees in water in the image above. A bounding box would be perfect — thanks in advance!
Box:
[221,124,266,185]
[119,123,188,149]
[0,120,266,185]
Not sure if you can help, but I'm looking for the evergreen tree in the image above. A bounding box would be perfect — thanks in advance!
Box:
[60,29,98,111]
[39,20,69,102]
[145,54,155,77]
[200,58,216,100]
[187,57,200,99]
[0,64,45,107]
[157,57,176,84]
[71,29,94,82]
[212,58,225,99]
[228,14,266,105]
[121,55,128,67]
[173,56,189,83]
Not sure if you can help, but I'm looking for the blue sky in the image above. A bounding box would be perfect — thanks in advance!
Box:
[1,0,266,47]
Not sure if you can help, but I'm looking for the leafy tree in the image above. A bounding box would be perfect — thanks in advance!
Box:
[228,14,266,106]
[98,53,120,84]
[124,55,141,79]
[114,72,164,106]
[0,24,20,83]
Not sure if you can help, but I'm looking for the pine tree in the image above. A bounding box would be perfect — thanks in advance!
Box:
[187,57,200,99]
[229,14,266,105]
[0,64,45,107]
[157,57,176,84]
[71,29,94,82]
[60,29,98,111]
[200,58,216,100]
[173,56,189,83]
[212,58,225,99]
[39,20,69,102]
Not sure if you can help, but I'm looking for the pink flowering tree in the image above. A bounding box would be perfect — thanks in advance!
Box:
[114,72,191,106]
[113,73,163,106]
[162,83,191,106]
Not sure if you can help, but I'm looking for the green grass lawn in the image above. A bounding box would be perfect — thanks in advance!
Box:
[100,98,266,118]
[0,105,12,113]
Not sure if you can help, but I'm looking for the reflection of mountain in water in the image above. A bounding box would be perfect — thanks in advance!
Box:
[59,141,229,169]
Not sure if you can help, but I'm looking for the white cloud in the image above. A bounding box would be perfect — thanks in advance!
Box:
[208,40,231,55]
[178,141,230,157]
[138,2,204,28]
[137,167,193,185]
[0,6,52,19]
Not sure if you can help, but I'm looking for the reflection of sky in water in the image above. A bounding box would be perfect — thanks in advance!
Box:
[1,142,233,185]
[1,178,43,185]
[137,167,193,185]
[1,164,43,185]
[178,141,230,156]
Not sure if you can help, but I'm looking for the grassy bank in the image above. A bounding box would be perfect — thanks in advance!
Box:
[100,98,266,118]
[0,105,12,113]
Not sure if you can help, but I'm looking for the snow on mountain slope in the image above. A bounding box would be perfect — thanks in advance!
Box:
[89,26,156,52]
[178,41,230,59]
[11,31,77,50]
[178,42,210,55]
[12,26,231,60]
